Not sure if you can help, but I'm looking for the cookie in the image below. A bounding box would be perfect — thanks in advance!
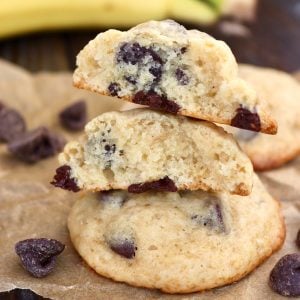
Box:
[68,174,285,293]
[54,109,253,195]
[225,65,300,171]
[73,20,277,134]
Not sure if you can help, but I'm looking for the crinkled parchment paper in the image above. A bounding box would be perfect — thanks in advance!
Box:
[0,59,299,300]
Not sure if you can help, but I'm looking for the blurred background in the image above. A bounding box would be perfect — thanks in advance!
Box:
[0,0,299,73]
[0,0,299,299]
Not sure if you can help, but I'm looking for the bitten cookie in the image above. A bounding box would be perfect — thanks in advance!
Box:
[73,20,277,134]
[53,109,253,195]
[68,174,285,294]
[225,65,300,171]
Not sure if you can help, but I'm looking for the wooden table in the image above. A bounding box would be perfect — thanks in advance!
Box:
[0,0,299,299]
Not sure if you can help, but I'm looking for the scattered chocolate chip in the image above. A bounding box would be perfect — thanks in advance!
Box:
[119,150,124,156]
[175,68,189,85]
[231,106,261,132]
[8,127,65,163]
[269,254,300,297]
[99,190,128,207]
[0,106,26,143]
[296,230,300,248]
[51,165,80,192]
[109,238,137,259]
[104,143,116,154]
[180,47,187,54]
[15,238,65,278]
[108,82,121,97]
[124,75,137,85]
[236,129,258,142]
[149,64,163,81]
[133,91,180,114]
[128,176,178,193]
[59,100,87,131]
[117,42,147,65]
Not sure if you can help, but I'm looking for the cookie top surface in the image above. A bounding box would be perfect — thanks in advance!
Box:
[225,64,300,171]
[56,108,253,195]
[73,20,276,134]
[68,174,285,293]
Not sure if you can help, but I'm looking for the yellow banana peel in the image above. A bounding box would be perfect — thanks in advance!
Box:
[0,0,222,39]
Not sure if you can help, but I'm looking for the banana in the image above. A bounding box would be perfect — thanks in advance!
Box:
[0,0,222,39]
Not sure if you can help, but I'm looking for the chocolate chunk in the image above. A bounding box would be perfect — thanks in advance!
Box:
[236,129,258,142]
[8,127,65,163]
[59,100,87,131]
[109,238,137,259]
[296,229,300,248]
[51,165,80,192]
[117,42,147,65]
[231,106,261,132]
[269,254,300,297]
[15,238,65,278]
[133,91,180,114]
[0,106,26,143]
[128,176,178,193]
[175,68,189,85]
[191,199,225,233]
[108,82,121,97]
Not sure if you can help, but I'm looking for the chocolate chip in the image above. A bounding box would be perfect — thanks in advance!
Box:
[269,254,300,297]
[175,68,189,85]
[15,238,65,278]
[128,176,178,193]
[109,238,137,259]
[124,75,137,85]
[236,129,258,142]
[296,230,300,248]
[59,100,87,131]
[133,91,180,114]
[149,64,163,80]
[180,47,187,54]
[108,82,121,97]
[51,165,80,192]
[0,106,26,143]
[8,127,65,163]
[191,199,225,233]
[117,42,147,65]
[231,106,261,132]
[104,143,116,154]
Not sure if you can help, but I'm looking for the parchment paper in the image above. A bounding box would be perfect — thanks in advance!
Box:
[0,59,299,300]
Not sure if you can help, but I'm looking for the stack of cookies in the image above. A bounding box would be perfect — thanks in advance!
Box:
[52,20,285,293]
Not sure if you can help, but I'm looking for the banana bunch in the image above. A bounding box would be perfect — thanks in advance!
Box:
[0,0,223,39]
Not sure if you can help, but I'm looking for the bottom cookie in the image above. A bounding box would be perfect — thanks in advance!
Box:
[68,174,285,294]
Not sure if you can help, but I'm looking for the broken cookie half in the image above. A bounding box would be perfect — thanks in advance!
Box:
[73,19,277,134]
[52,109,253,196]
